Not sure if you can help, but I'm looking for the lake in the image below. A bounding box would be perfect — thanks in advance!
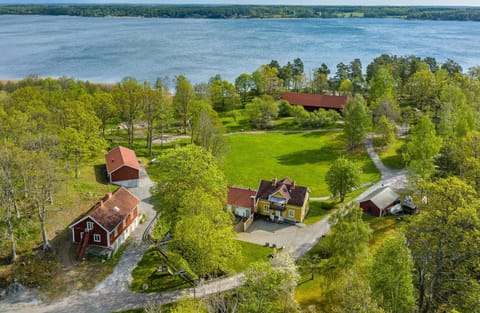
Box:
[1,15,479,84]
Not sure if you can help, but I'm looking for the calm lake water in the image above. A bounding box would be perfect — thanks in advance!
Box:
[1,15,479,84]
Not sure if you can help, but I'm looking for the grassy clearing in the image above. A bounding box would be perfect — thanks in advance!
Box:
[131,249,193,293]
[376,137,406,170]
[224,131,380,197]
[131,241,272,293]
[228,240,273,273]
[303,201,336,225]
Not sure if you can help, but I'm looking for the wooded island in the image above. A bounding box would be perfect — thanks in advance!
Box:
[0,5,480,21]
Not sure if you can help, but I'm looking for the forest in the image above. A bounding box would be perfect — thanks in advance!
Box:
[0,5,480,21]
[1,54,480,312]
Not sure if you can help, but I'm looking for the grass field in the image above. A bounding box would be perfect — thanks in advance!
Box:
[224,131,380,197]
[131,241,273,293]
[377,137,406,170]
[303,201,336,225]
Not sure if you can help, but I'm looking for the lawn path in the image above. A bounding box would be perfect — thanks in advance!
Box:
[1,133,408,313]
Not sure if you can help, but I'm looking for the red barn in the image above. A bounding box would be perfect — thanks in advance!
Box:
[105,146,140,188]
[69,187,140,259]
[359,186,400,217]
[281,92,347,112]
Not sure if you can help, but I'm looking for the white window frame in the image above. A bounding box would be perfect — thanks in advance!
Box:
[86,221,93,231]
[289,210,295,218]
[93,234,101,242]
[114,227,118,237]
[263,205,269,212]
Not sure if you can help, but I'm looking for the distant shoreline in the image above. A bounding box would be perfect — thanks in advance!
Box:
[0,5,479,21]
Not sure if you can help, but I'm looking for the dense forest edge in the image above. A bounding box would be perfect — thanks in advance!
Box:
[1,5,480,21]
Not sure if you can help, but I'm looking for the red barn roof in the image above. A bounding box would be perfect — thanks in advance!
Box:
[281,92,347,110]
[76,187,140,232]
[227,187,256,209]
[105,146,140,174]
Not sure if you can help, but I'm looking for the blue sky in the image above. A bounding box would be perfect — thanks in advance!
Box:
[0,0,479,5]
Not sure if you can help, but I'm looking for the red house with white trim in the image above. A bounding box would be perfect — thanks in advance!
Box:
[69,187,140,259]
[105,146,140,188]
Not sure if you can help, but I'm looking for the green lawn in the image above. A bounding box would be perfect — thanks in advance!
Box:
[131,241,272,293]
[131,249,194,293]
[224,131,380,197]
[377,138,406,170]
[303,201,336,225]
[229,240,274,273]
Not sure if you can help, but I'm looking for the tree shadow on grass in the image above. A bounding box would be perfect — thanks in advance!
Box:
[277,146,342,166]
[94,164,108,185]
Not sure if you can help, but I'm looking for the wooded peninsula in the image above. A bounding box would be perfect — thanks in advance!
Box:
[0,5,480,21]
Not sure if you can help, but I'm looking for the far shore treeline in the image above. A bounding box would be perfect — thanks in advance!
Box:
[0,5,480,21]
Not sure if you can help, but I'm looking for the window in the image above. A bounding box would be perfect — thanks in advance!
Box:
[263,205,269,212]
[86,222,93,231]
[93,234,101,242]
[289,210,295,218]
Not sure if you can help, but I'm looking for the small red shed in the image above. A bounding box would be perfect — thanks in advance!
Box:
[281,92,347,112]
[69,187,140,259]
[105,146,140,188]
[359,186,400,217]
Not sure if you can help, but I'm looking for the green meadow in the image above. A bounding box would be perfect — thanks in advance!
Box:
[223,131,380,197]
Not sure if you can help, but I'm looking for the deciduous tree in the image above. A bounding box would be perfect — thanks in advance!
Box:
[239,252,300,313]
[325,157,360,202]
[369,233,416,313]
[403,116,441,184]
[173,75,195,134]
[407,177,480,313]
[114,77,143,148]
[343,95,372,149]
[151,145,226,228]
[245,95,279,129]
[325,203,372,270]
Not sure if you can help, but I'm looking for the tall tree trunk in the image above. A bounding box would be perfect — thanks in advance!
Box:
[38,203,50,252]
[10,188,20,218]
[147,123,153,156]
[5,194,17,263]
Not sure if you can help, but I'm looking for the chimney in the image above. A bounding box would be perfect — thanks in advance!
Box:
[292,180,296,190]
[104,192,112,202]
[250,196,256,212]
[272,178,277,186]
[100,200,103,207]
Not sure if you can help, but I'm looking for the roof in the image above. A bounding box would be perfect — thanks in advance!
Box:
[281,92,347,110]
[105,146,140,174]
[360,187,400,211]
[256,177,309,207]
[79,187,140,232]
[227,187,256,209]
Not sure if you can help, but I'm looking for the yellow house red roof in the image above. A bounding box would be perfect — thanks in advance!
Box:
[105,146,140,174]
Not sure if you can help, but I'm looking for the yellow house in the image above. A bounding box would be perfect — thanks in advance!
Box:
[255,177,310,223]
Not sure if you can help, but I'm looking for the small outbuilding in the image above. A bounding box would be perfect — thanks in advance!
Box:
[69,187,140,260]
[281,92,347,112]
[359,186,400,217]
[105,146,140,188]
[227,186,257,218]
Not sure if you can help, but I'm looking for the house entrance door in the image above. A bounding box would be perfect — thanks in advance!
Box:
[275,210,281,220]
